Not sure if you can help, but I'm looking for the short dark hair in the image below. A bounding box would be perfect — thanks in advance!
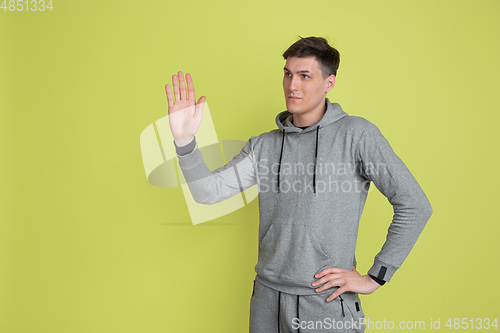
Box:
[282,36,340,78]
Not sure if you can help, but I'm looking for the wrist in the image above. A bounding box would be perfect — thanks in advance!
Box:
[368,274,386,286]
[174,136,194,147]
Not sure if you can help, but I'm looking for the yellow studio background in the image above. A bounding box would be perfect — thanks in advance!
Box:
[1,0,499,332]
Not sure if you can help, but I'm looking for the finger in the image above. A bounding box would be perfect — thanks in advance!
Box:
[172,74,180,103]
[194,96,205,120]
[186,73,195,102]
[178,71,186,101]
[315,267,343,279]
[315,267,333,278]
[326,287,346,302]
[314,277,344,293]
[326,288,342,302]
[312,273,337,287]
[197,96,206,105]
[165,84,174,108]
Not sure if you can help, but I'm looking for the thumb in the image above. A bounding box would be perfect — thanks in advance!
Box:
[193,96,206,120]
[197,96,206,105]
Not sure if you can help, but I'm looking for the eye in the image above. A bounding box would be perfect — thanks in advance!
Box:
[284,72,291,77]
[302,74,310,79]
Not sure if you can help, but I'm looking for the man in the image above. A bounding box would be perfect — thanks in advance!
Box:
[165,36,433,332]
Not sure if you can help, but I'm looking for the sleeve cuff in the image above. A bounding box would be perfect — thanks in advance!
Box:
[367,259,397,283]
[173,137,196,156]
[368,274,386,286]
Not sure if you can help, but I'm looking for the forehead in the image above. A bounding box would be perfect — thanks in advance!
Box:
[284,56,321,73]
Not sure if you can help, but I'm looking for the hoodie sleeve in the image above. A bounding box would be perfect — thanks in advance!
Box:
[173,136,258,205]
[356,122,433,283]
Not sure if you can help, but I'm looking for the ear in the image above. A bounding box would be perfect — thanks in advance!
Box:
[325,74,336,93]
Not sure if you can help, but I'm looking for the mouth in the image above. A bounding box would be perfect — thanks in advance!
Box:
[288,96,302,101]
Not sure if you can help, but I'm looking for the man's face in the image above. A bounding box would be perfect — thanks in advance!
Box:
[283,56,335,116]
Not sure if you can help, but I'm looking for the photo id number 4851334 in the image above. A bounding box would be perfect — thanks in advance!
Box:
[1,0,53,11]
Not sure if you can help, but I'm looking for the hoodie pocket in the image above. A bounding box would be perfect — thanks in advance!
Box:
[259,223,275,247]
[307,225,330,259]
[255,223,332,285]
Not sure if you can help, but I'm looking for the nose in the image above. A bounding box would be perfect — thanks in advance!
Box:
[289,76,299,91]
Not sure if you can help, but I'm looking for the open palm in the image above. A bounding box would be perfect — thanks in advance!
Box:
[165,71,206,146]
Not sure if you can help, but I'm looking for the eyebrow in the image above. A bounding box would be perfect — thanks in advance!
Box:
[283,67,313,75]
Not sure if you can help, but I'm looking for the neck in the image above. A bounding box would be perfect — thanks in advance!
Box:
[292,99,327,127]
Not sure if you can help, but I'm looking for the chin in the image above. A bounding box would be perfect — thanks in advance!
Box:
[286,102,300,113]
[286,105,304,114]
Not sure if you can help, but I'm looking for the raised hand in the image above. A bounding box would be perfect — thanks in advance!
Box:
[165,71,206,146]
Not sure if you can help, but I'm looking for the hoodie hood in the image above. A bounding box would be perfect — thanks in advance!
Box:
[274,98,349,194]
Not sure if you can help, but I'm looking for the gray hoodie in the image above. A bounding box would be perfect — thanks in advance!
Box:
[173,98,433,295]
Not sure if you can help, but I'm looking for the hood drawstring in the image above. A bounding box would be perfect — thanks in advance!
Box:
[313,125,320,193]
[277,125,320,194]
[277,129,286,194]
